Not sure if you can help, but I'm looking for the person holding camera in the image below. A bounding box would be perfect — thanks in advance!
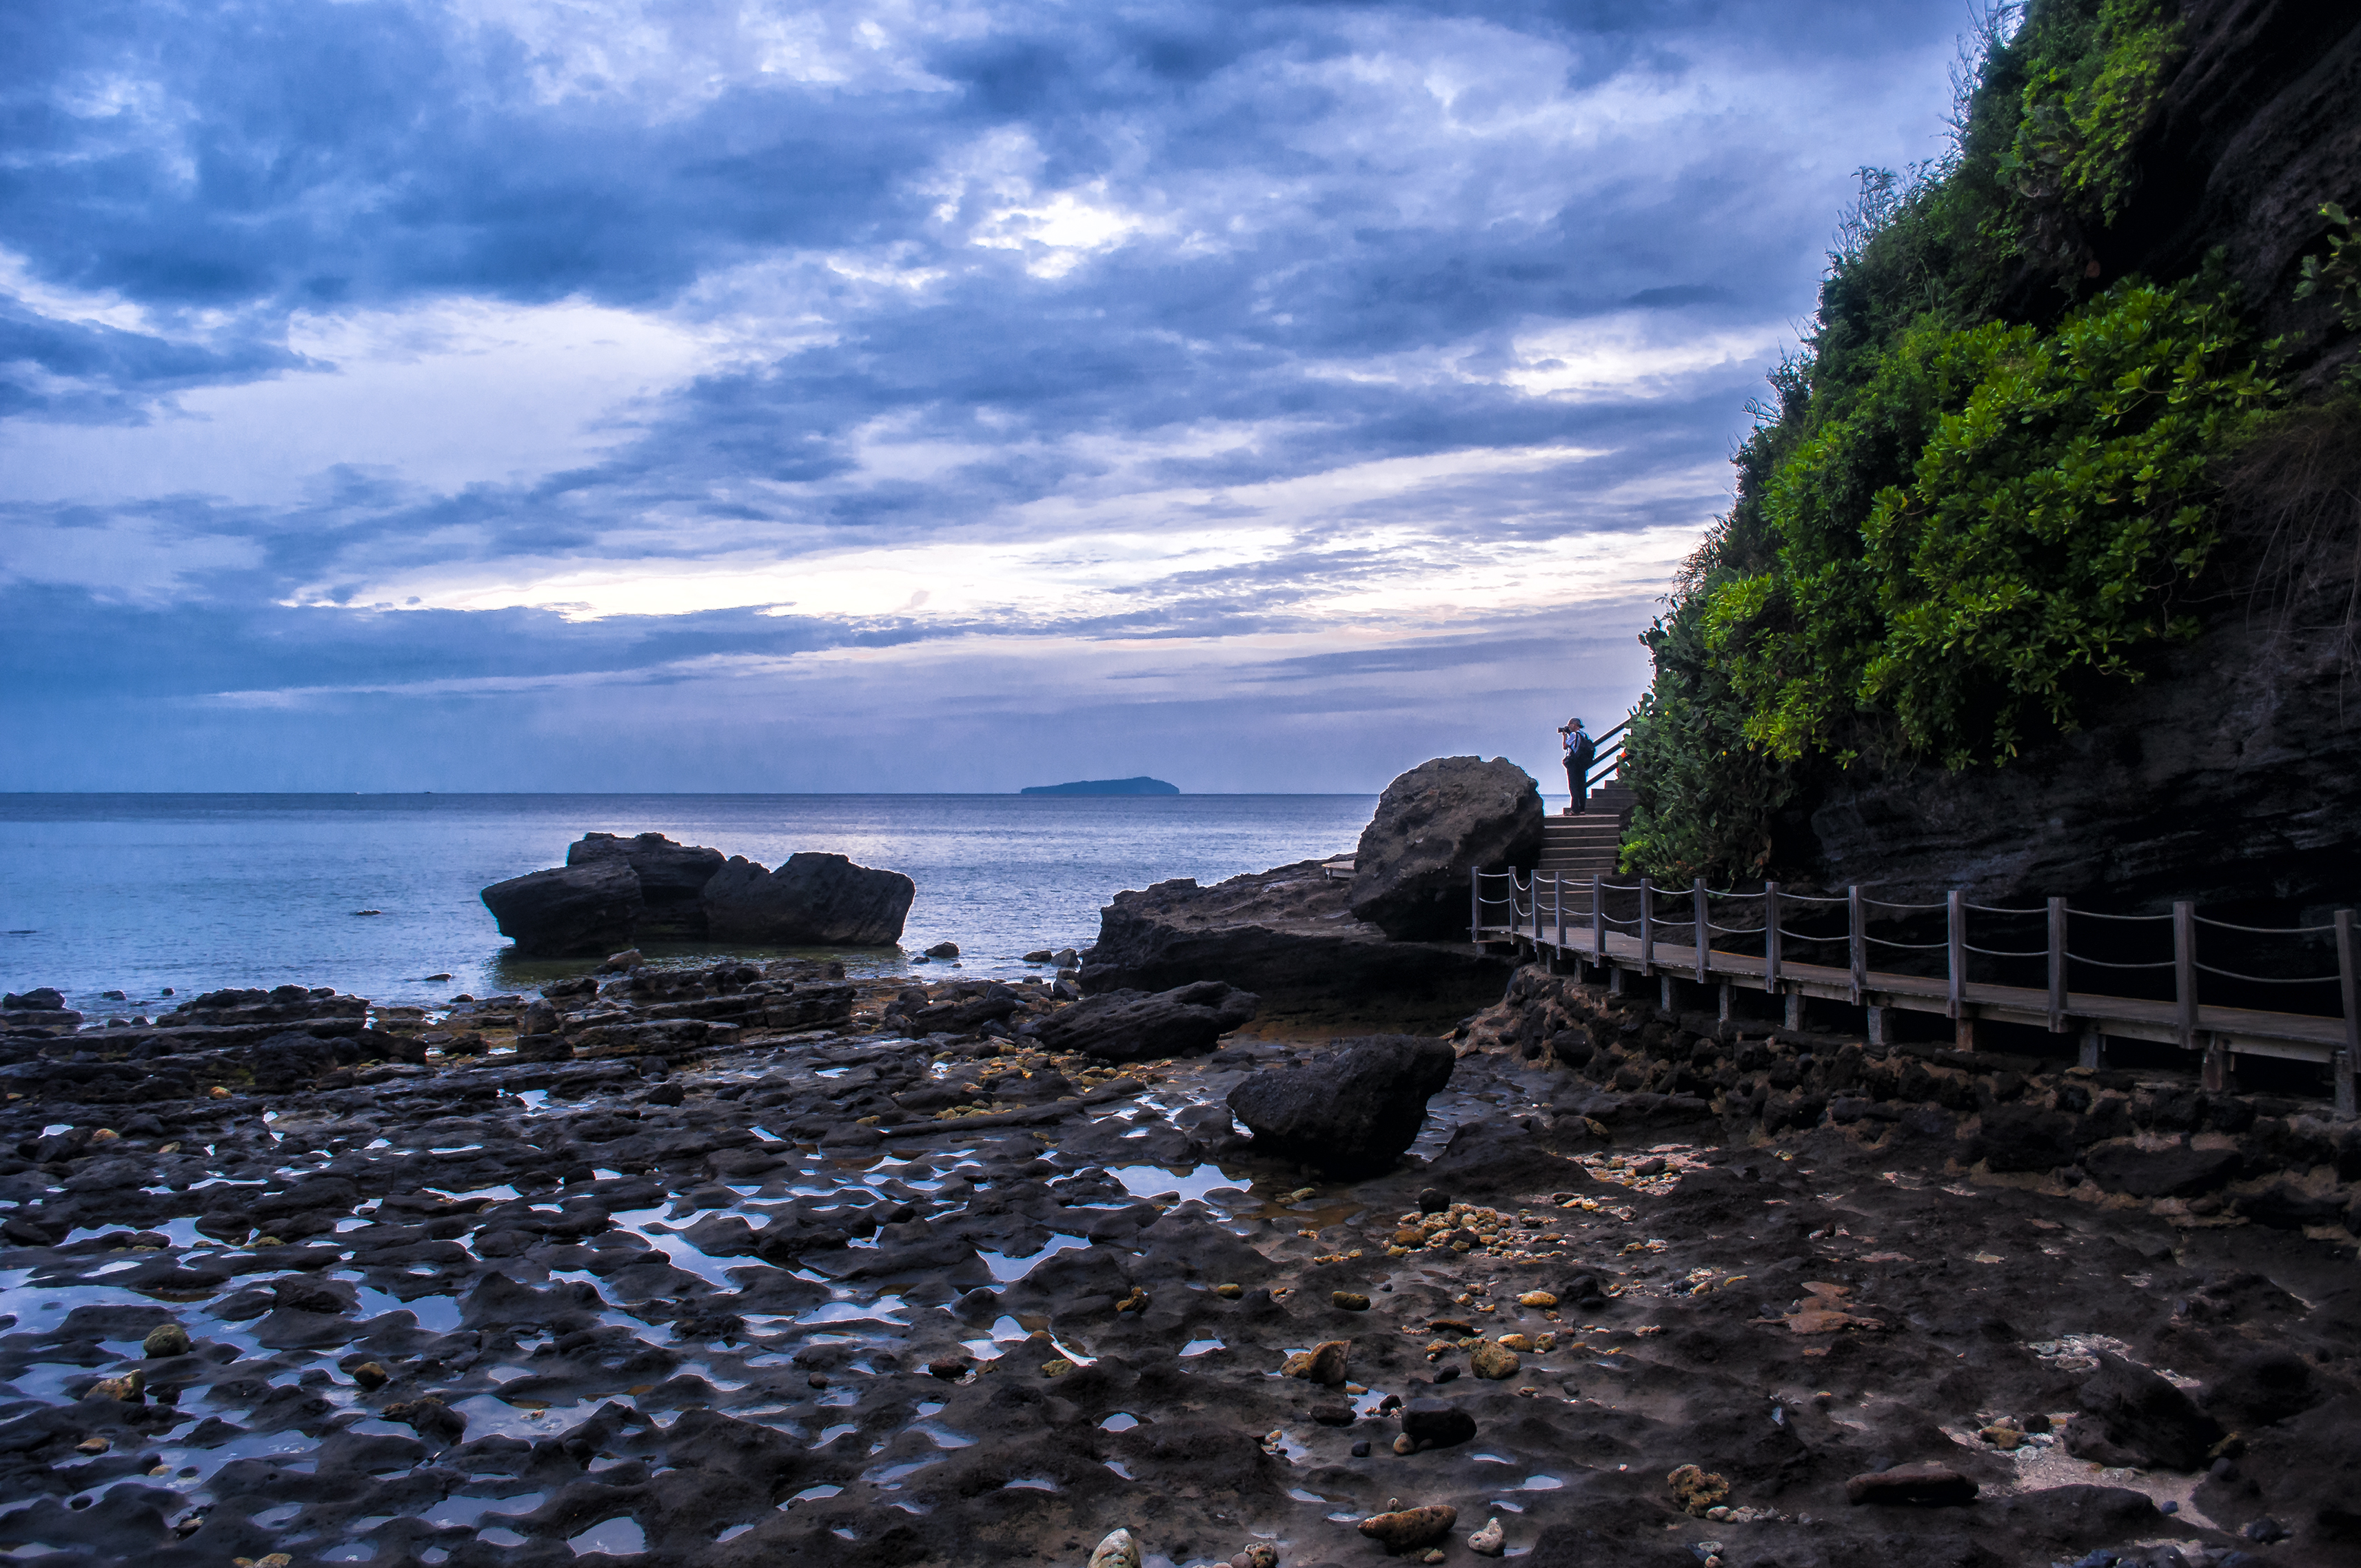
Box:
[1558,717,1594,815]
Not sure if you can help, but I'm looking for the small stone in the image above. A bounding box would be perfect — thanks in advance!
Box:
[1393,1434,1417,1455]
[926,941,961,959]
[1468,1516,1506,1556]
[1042,1358,1075,1377]
[349,1362,389,1390]
[1421,1554,1446,1566]
[1401,1398,1476,1449]
[142,1323,190,1358]
[1352,1439,1372,1458]
[1333,1292,1370,1312]
[1844,1462,1978,1507]
[85,1372,143,1403]
[209,1086,231,1099]
[1668,1464,1730,1516]
[90,1128,119,1143]
[1470,1341,1520,1379]
[1284,1340,1351,1386]
[1215,1283,1243,1299]
[75,1437,108,1454]
[926,1357,971,1381]
[1231,1547,1278,1568]
[1516,1291,1557,1309]
[1497,1334,1533,1353]
[1978,1421,2024,1449]
[259,1556,292,1568]
[1359,1505,1457,1552]
[1088,1527,1142,1568]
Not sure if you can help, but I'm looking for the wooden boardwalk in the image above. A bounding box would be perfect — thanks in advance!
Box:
[1473,873,2358,1114]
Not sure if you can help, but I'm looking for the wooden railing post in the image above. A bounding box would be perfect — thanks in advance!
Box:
[1551,873,1563,948]
[1847,885,1865,1006]
[2047,896,2067,1033]
[2174,901,2196,1050]
[1946,889,1965,1020]
[1764,882,1781,995]
[1469,868,1482,943]
[1590,873,1603,963]
[1692,879,1708,984]
[1639,878,1654,976]
[2337,909,2358,1117]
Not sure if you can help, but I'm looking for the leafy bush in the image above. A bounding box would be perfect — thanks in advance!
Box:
[1619,0,2281,881]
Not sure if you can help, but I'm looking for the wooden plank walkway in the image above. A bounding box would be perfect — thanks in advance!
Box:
[1474,883,2357,1113]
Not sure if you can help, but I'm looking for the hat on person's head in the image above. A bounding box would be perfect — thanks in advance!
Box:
[1568,717,1585,729]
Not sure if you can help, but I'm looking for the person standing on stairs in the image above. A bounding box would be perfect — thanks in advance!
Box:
[1559,717,1594,816]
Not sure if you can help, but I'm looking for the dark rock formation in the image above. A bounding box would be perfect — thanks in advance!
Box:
[1844,1463,1978,1507]
[1225,1035,1454,1173]
[1020,981,1257,1061]
[1348,756,1544,941]
[480,858,643,958]
[567,833,725,939]
[1079,860,1513,1010]
[701,853,914,946]
[2077,1351,2225,1472]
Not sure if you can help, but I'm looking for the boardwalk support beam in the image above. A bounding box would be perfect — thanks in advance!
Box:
[2175,901,2198,1050]
[1847,886,1865,1006]
[1765,882,1782,996]
[2047,897,2067,1033]
[1693,879,1708,985]
[1947,890,1965,1021]
[2338,909,2358,1117]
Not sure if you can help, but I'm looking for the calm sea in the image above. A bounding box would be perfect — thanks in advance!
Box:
[0,794,1379,1014]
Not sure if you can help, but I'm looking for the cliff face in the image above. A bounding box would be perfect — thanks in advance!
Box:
[1806,523,2361,916]
[2100,0,2361,393]
[1803,0,2361,916]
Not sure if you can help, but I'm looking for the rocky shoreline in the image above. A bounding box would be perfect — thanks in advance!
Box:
[0,938,2353,1568]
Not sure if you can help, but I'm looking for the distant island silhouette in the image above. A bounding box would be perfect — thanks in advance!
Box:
[1020,777,1179,797]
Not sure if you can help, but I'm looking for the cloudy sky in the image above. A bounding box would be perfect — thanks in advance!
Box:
[1,0,1960,793]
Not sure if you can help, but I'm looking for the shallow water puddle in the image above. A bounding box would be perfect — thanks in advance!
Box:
[1107,1162,1248,1203]
[975,1232,1090,1282]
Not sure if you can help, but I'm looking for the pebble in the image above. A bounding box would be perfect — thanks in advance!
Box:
[1230,1545,1277,1568]
[1284,1340,1352,1385]
[1843,1462,1978,1507]
[1352,1439,1372,1458]
[1215,1283,1243,1299]
[1470,1340,1521,1379]
[1088,1528,1141,1568]
[1333,1291,1371,1311]
[1468,1516,1506,1556]
[349,1362,389,1390]
[141,1323,190,1358]
[1516,1290,1557,1308]
[74,1437,108,1454]
[1668,1464,1730,1515]
[1359,1505,1457,1552]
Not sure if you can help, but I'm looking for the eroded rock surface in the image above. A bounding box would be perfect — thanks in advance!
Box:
[1348,757,1544,941]
[1226,1035,1454,1174]
[702,853,915,946]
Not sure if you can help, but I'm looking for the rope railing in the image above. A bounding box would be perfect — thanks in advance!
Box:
[1468,865,2361,1114]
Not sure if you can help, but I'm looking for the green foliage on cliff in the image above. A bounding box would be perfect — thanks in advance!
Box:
[1622,0,2282,882]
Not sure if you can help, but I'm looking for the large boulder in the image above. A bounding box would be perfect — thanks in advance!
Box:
[1078,861,1514,1012]
[702,853,915,946]
[1226,1035,1455,1174]
[1022,981,1258,1061]
[567,833,724,939]
[1348,757,1545,941]
[481,859,644,957]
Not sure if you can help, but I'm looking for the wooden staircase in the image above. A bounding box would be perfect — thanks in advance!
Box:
[1537,777,1634,884]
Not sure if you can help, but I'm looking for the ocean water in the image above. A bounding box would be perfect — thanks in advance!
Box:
[0,793,1378,1012]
